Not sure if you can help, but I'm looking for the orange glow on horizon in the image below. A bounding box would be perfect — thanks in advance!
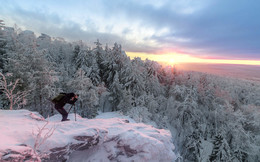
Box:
[126,52,260,66]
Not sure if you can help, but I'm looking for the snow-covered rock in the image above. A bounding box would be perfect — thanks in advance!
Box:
[0,109,176,161]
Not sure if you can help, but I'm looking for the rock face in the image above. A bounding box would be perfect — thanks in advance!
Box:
[1,145,40,162]
[45,122,175,162]
[46,133,104,162]
[0,110,176,162]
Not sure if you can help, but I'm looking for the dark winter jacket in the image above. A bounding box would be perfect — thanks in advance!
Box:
[55,93,77,109]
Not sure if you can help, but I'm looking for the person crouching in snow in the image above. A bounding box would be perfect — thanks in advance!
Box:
[53,93,78,122]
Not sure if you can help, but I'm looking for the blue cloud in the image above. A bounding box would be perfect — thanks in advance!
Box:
[0,1,155,51]
[1,0,260,59]
[99,0,260,59]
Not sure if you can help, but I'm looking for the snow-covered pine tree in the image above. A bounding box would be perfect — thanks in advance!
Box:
[127,58,145,98]
[146,94,159,114]
[28,49,57,114]
[0,20,7,72]
[118,56,132,87]
[143,60,164,96]
[109,72,123,111]
[72,44,80,64]
[112,43,124,70]
[73,47,101,86]
[101,50,117,87]
[75,49,89,71]
[183,132,203,161]
[93,39,105,80]
[1,27,21,108]
[36,33,57,75]
[209,134,232,161]
[165,83,207,160]
[4,30,37,93]
[0,20,7,108]
[4,30,58,115]
[88,57,101,86]
[67,68,99,118]
[101,43,128,89]
[83,49,101,86]
[117,89,133,114]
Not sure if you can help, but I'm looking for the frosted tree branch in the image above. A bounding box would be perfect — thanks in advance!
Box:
[0,72,28,110]
[32,120,56,154]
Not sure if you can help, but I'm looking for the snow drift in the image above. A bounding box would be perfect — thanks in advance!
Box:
[0,110,176,161]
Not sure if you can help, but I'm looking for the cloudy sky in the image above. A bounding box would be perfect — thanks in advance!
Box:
[1,0,260,64]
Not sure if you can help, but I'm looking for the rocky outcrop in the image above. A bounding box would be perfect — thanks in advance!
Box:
[0,144,40,162]
[45,133,104,162]
[0,110,176,162]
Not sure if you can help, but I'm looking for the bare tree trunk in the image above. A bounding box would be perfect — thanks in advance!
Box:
[10,96,13,110]
[34,97,37,111]
[39,94,43,115]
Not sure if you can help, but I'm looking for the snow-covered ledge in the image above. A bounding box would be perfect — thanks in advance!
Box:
[0,110,176,161]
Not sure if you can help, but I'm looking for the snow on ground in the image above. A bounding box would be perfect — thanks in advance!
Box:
[95,111,136,123]
[0,109,176,161]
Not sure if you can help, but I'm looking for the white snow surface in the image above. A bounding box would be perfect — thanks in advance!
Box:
[95,111,137,123]
[0,109,176,161]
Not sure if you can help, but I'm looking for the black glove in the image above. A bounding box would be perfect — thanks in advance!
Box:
[72,98,78,104]
[68,97,78,105]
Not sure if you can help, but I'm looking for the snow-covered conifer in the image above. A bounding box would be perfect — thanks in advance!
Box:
[67,68,99,118]
[109,72,123,111]
[0,20,7,71]
[117,89,133,114]
[209,134,232,161]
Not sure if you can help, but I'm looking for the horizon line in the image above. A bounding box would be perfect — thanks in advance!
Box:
[126,52,260,66]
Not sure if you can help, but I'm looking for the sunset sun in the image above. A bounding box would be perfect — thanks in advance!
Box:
[169,58,175,64]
